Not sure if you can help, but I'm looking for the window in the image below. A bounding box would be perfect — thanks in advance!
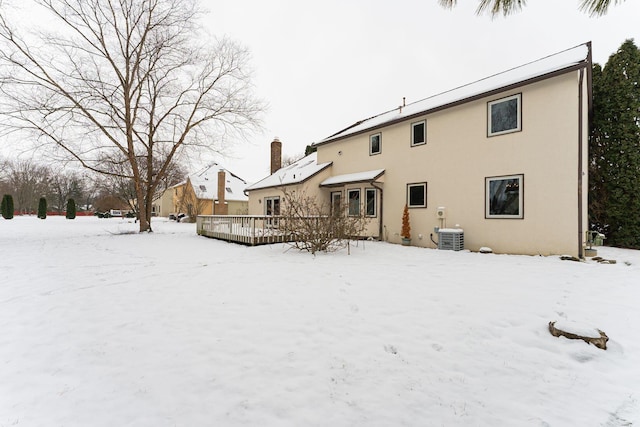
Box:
[331,191,342,216]
[265,196,280,227]
[369,133,381,155]
[365,188,376,217]
[407,183,427,208]
[488,93,521,136]
[485,174,523,219]
[265,197,280,216]
[411,120,426,146]
[348,189,360,216]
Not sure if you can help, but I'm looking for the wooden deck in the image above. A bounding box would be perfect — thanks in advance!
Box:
[196,215,292,246]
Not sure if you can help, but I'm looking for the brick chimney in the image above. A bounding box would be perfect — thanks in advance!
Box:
[215,169,228,215]
[270,137,282,174]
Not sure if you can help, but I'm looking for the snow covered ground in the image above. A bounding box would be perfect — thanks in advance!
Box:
[1,216,639,426]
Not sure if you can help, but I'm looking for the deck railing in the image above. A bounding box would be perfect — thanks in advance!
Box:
[196,215,293,246]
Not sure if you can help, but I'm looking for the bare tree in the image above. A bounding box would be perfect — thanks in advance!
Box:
[48,171,85,213]
[175,180,208,221]
[0,0,262,232]
[3,159,51,214]
[281,188,370,255]
[0,157,9,196]
[95,152,186,215]
[282,153,305,168]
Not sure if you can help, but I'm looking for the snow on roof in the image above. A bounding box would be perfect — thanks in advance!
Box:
[318,43,590,144]
[320,169,385,187]
[188,162,248,202]
[245,152,332,191]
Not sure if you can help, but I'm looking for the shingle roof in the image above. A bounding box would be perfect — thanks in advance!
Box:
[316,43,590,145]
[245,152,332,191]
[189,163,248,202]
[320,169,385,187]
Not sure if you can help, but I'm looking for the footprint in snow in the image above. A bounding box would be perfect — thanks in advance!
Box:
[384,345,398,354]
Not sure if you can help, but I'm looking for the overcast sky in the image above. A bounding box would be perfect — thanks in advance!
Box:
[197,0,640,183]
[2,1,639,184]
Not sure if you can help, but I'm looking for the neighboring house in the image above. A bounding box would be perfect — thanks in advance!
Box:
[247,43,592,257]
[174,163,249,217]
[154,185,177,217]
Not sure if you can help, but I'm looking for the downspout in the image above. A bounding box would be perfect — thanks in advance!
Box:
[371,181,384,241]
[577,42,593,259]
[577,66,585,259]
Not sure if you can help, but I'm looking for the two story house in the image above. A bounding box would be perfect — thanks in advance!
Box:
[246,42,592,257]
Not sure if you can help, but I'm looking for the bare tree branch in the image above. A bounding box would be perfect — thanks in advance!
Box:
[0,0,264,231]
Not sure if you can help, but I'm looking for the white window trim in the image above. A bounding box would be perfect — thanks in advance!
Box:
[485,174,524,219]
[265,196,281,227]
[407,182,427,208]
[487,93,522,137]
[347,189,361,216]
[411,120,426,146]
[331,191,342,216]
[264,196,280,215]
[369,133,382,156]
[365,188,377,217]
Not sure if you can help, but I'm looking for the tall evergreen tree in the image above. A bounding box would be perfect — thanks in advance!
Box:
[66,199,77,220]
[2,194,14,219]
[590,39,640,248]
[37,197,47,219]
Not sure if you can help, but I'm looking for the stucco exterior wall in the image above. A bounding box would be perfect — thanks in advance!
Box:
[316,70,588,256]
[227,200,249,215]
[247,168,333,216]
[155,188,174,217]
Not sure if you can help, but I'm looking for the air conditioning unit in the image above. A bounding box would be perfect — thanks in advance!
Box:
[436,207,446,219]
[438,229,464,251]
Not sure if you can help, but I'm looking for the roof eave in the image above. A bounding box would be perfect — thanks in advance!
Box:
[320,170,385,188]
[245,162,333,192]
[314,61,590,148]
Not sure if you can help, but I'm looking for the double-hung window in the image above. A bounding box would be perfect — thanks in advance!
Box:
[488,93,522,137]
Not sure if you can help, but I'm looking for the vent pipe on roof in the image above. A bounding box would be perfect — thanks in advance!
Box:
[271,137,282,174]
